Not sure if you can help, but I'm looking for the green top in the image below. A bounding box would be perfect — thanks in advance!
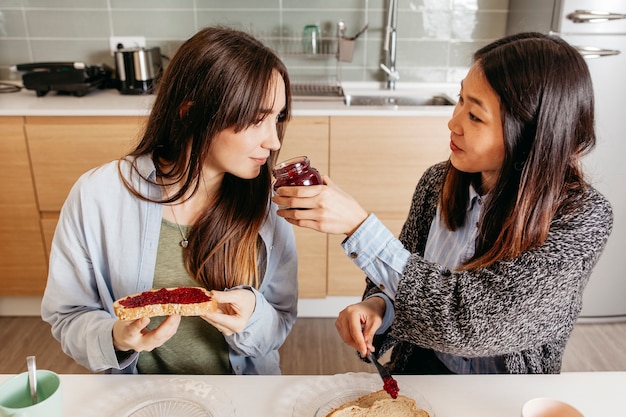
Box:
[136,218,232,374]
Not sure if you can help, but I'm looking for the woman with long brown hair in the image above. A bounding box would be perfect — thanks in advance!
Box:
[273,32,613,374]
[42,26,297,375]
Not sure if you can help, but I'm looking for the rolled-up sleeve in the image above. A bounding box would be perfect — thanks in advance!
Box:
[341,214,410,301]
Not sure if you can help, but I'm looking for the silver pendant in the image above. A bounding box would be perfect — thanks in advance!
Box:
[180,239,189,248]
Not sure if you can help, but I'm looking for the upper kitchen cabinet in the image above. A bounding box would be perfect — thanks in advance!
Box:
[327,116,450,295]
[0,117,48,295]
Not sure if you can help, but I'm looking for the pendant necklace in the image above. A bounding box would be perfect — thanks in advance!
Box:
[163,184,189,248]
[169,205,189,248]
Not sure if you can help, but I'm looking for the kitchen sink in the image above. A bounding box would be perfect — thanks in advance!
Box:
[344,94,455,107]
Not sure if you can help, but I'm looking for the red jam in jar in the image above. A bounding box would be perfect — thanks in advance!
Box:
[272,156,322,191]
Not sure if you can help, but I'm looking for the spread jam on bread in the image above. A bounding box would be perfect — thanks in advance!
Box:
[113,287,217,320]
[382,376,399,399]
[118,287,211,308]
[326,389,429,417]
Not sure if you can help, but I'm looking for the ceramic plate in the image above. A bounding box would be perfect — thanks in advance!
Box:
[277,372,433,417]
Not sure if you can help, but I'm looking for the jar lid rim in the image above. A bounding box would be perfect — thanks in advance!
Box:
[273,156,309,170]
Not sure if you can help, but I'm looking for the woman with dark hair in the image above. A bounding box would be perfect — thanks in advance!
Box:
[41,26,297,375]
[273,32,613,374]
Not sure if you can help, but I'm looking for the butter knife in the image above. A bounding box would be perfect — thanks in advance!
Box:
[366,351,399,399]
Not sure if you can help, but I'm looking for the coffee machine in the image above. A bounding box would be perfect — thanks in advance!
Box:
[114,47,162,95]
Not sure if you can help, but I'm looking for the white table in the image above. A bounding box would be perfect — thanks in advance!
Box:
[1,372,623,416]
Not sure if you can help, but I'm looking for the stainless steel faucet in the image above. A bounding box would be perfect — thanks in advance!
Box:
[380,0,399,90]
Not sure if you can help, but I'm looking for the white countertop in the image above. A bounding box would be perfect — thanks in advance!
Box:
[0,82,457,117]
[1,372,623,416]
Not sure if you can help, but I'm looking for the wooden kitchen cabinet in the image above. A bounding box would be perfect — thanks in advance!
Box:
[4,113,449,300]
[327,116,451,296]
[280,116,330,298]
[25,116,145,212]
[0,117,48,295]
[25,116,146,255]
[24,115,330,299]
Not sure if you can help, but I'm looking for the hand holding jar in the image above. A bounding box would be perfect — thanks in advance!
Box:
[272,156,368,236]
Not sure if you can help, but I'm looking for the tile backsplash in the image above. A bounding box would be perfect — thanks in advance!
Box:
[0,0,509,85]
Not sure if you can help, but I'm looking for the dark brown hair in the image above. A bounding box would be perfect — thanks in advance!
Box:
[121,26,291,289]
[440,32,595,269]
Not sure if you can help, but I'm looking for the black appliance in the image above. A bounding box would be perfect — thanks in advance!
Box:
[15,62,113,97]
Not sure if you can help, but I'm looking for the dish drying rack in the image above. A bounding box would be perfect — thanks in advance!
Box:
[291,82,344,101]
[274,20,367,100]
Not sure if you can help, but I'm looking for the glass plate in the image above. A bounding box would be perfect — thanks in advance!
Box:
[279,372,433,417]
[92,377,236,417]
[123,398,209,417]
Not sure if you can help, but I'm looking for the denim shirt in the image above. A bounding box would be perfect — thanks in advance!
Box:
[41,155,298,375]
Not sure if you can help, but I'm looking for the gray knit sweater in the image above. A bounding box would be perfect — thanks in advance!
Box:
[367,162,613,374]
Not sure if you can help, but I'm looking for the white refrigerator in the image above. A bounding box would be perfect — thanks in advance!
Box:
[507,0,626,321]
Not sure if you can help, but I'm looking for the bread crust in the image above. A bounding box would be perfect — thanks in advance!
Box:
[326,390,429,417]
[113,287,217,321]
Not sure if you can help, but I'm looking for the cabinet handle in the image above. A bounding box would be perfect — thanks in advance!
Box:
[566,10,626,23]
[575,46,621,59]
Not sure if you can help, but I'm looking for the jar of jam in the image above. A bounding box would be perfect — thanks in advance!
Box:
[272,156,322,191]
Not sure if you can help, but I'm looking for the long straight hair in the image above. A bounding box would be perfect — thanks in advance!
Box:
[440,32,596,270]
[121,26,291,289]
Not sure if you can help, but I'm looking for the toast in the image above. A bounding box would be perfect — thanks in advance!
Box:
[113,287,217,321]
[326,390,429,417]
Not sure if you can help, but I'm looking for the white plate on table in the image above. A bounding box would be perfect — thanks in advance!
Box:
[277,372,433,417]
[92,377,236,417]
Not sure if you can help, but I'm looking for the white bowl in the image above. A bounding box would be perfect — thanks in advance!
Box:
[522,398,584,417]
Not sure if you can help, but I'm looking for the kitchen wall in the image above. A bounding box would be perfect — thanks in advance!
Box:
[0,0,509,84]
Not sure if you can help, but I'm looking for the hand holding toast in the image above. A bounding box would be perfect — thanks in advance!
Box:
[112,315,181,353]
[201,288,257,336]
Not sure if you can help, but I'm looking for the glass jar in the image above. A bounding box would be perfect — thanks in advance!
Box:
[272,156,322,191]
[302,24,321,55]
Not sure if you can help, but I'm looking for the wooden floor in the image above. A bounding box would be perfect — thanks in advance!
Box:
[0,317,624,375]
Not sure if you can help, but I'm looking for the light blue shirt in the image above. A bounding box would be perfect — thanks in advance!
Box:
[425,187,506,373]
[342,213,407,333]
[423,186,481,269]
[342,185,506,373]
[41,155,298,375]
